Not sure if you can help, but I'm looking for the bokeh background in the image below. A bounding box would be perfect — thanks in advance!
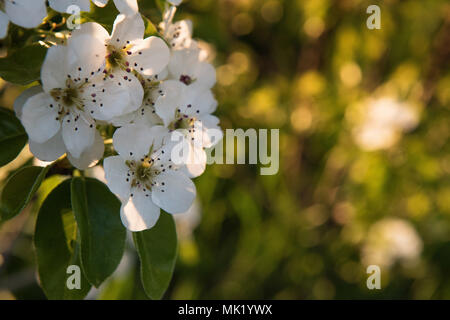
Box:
[1,0,450,299]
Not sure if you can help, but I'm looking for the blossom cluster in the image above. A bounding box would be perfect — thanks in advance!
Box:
[13,0,222,231]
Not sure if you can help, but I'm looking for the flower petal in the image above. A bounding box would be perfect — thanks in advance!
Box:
[113,0,138,15]
[48,0,91,13]
[61,112,96,158]
[66,23,109,79]
[0,11,9,39]
[112,124,154,160]
[93,0,108,7]
[67,130,105,170]
[153,80,184,127]
[21,92,60,143]
[163,19,192,50]
[198,114,222,148]
[169,48,216,90]
[110,14,144,47]
[84,70,143,121]
[181,87,217,116]
[14,86,43,119]
[152,170,196,214]
[128,36,170,76]
[29,133,66,162]
[103,155,131,201]
[5,0,47,29]
[182,142,207,178]
[121,192,161,231]
[41,45,69,93]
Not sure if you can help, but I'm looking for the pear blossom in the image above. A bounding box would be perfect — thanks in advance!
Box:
[71,14,169,77]
[19,36,143,168]
[154,80,222,177]
[48,0,138,14]
[110,72,166,127]
[159,5,193,50]
[103,124,196,231]
[15,86,105,169]
[168,47,216,91]
[0,0,47,39]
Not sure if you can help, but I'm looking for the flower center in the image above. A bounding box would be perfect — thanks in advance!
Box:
[106,45,127,70]
[169,113,196,131]
[126,157,159,190]
[49,79,85,110]
[179,74,195,85]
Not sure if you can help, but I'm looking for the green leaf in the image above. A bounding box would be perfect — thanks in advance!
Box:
[143,15,159,37]
[0,107,27,167]
[0,45,47,85]
[0,165,50,222]
[71,177,126,288]
[35,179,92,300]
[133,212,178,300]
[81,1,119,34]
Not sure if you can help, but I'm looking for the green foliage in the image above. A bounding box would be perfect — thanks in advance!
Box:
[0,107,27,167]
[81,1,119,33]
[133,212,178,300]
[0,166,49,222]
[71,177,126,288]
[35,180,91,300]
[0,45,47,85]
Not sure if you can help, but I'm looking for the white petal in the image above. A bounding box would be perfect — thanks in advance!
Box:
[29,133,66,162]
[110,14,144,47]
[169,48,216,90]
[21,93,60,143]
[181,88,217,116]
[121,192,160,231]
[182,142,206,178]
[14,86,43,119]
[113,0,138,15]
[62,112,96,158]
[0,11,9,39]
[41,46,69,93]
[128,36,170,76]
[198,114,222,148]
[103,155,131,201]
[167,0,182,6]
[66,23,109,79]
[67,131,104,169]
[84,70,143,121]
[69,21,110,45]
[110,111,136,126]
[164,19,192,50]
[93,0,108,7]
[153,80,184,127]
[152,170,196,214]
[5,0,46,29]
[112,124,154,160]
[49,0,91,13]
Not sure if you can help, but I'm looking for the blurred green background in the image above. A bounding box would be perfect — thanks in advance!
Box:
[1,0,450,299]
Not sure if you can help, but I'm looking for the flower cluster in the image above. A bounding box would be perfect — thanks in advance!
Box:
[0,0,140,39]
[14,1,222,231]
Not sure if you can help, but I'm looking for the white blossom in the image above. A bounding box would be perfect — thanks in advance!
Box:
[18,34,143,168]
[49,0,138,15]
[154,80,222,177]
[103,124,196,231]
[0,0,47,39]
[168,47,216,91]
